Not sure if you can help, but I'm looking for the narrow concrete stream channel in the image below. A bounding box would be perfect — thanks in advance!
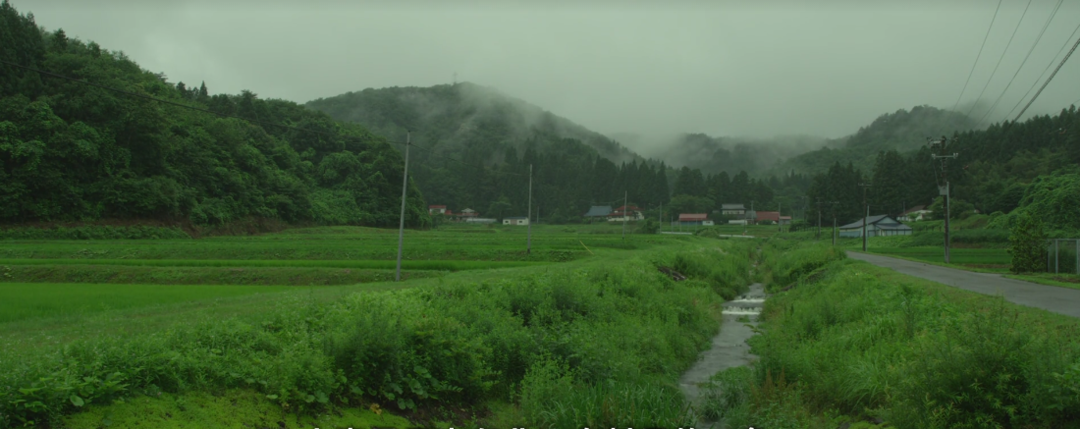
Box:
[679,283,766,428]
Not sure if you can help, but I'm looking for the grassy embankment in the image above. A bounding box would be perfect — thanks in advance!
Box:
[0,224,759,428]
[699,237,1080,428]
[833,215,1080,289]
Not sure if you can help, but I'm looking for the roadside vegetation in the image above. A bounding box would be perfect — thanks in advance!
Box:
[701,238,1080,428]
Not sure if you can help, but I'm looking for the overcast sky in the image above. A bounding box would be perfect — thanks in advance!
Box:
[13,0,1080,139]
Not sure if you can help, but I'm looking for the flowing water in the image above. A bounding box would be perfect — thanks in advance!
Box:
[679,283,766,428]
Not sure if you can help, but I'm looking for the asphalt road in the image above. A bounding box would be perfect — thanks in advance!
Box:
[847,251,1080,318]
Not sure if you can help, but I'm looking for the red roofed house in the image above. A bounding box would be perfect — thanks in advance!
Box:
[608,205,644,222]
[678,213,714,226]
[428,205,447,215]
[755,211,779,224]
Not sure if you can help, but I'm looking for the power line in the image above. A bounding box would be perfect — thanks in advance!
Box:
[953,0,1004,113]
[1013,31,1080,121]
[1005,18,1080,119]
[966,0,1035,119]
[977,0,1064,127]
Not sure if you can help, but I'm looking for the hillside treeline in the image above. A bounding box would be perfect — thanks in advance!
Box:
[804,105,1080,225]
[307,83,670,221]
[0,1,428,228]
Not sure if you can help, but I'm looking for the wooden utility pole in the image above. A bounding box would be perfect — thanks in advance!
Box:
[622,191,628,239]
[778,201,782,233]
[929,136,958,263]
[859,182,872,252]
[527,164,533,254]
[816,201,823,240]
[829,201,839,246]
[395,132,410,282]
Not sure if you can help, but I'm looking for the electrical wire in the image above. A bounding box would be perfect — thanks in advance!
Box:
[953,0,1004,113]
[1005,18,1080,119]
[1012,33,1080,121]
[977,0,1065,127]
[966,0,1035,119]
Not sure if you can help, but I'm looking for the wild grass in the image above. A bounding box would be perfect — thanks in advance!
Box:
[864,247,1011,268]
[0,283,299,324]
[0,265,439,287]
[708,241,1080,428]
[0,258,550,270]
[0,238,755,427]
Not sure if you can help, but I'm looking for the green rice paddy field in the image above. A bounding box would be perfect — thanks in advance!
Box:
[0,223,741,428]
[0,224,684,325]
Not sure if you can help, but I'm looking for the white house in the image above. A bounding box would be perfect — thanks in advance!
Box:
[503,217,529,226]
[721,203,746,216]
[898,205,930,222]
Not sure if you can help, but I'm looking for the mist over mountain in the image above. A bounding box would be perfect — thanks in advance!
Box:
[772,105,978,175]
[611,132,829,177]
[614,105,978,180]
[306,82,641,165]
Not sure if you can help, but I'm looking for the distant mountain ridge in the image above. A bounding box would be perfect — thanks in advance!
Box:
[615,105,978,178]
[305,82,641,164]
[769,105,977,175]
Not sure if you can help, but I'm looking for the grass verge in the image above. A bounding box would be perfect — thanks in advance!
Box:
[702,243,1080,429]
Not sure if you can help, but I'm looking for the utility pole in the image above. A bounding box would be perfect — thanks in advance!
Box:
[622,191,628,239]
[527,164,533,255]
[816,201,823,240]
[829,201,839,246]
[395,131,410,282]
[777,200,786,232]
[929,136,958,263]
[859,182,872,252]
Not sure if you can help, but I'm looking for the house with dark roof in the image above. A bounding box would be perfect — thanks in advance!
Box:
[838,215,912,237]
[583,206,613,219]
[721,203,746,216]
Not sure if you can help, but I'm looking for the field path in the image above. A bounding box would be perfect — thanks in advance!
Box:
[848,251,1080,318]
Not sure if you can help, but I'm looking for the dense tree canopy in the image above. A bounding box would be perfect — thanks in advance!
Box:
[0,1,428,228]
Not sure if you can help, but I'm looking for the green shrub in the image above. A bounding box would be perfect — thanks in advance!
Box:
[0,242,742,426]
[0,225,191,240]
[740,252,1080,428]
[1009,212,1047,273]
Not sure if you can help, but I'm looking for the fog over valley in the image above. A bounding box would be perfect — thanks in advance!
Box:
[15,0,1080,150]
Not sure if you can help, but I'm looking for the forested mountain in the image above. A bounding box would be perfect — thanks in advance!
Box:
[806,105,1080,225]
[774,105,977,176]
[0,1,429,229]
[305,83,665,222]
[305,83,639,164]
[613,132,827,177]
